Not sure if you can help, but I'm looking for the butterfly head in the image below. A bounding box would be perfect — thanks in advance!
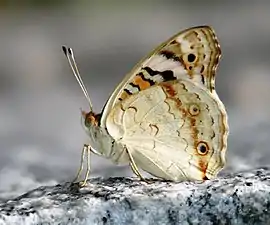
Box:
[81,110,100,128]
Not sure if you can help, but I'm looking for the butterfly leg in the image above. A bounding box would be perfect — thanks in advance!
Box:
[72,144,88,183]
[72,144,92,187]
[125,148,146,181]
[79,144,92,187]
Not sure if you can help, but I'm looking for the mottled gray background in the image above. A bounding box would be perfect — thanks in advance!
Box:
[0,0,270,200]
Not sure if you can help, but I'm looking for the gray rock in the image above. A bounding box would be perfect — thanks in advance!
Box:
[0,168,270,225]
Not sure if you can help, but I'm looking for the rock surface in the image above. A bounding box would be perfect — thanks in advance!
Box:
[0,168,270,225]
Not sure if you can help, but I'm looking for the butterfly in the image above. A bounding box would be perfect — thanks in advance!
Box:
[62,25,229,186]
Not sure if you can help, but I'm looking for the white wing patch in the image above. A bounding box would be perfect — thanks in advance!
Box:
[147,55,187,76]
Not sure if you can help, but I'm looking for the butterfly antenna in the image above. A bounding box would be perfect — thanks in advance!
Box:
[62,46,93,112]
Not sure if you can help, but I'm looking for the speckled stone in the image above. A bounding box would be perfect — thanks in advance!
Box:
[0,168,270,225]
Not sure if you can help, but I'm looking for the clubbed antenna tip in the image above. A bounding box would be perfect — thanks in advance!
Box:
[62,45,93,111]
[62,45,68,55]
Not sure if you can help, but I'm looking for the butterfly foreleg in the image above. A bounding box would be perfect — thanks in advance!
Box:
[125,147,146,181]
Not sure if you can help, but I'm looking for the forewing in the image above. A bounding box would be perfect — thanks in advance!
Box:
[106,79,228,181]
[101,26,221,126]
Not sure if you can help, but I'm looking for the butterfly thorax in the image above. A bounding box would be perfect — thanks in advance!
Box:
[83,111,128,164]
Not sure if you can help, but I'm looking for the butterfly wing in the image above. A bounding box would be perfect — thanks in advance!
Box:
[106,79,228,181]
[101,26,221,126]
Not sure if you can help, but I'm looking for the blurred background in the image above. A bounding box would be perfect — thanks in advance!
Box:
[0,0,270,200]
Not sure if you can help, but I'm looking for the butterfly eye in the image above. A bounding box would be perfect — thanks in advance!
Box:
[189,104,200,116]
[81,110,91,127]
[84,114,92,127]
[196,141,209,155]
[85,116,92,127]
